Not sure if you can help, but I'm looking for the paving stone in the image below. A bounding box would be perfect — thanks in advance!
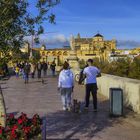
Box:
[1,76,140,140]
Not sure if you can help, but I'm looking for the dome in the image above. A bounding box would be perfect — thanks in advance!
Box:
[94,33,103,37]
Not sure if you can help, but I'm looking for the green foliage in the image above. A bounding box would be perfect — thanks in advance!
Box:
[111,48,116,54]
[32,51,41,63]
[93,57,140,80]
[128,57,140,79]
[0,0,60,63]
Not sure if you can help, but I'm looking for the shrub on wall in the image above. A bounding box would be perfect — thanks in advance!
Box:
[92,57,140,80]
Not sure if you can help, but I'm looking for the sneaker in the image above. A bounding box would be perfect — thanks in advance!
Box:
[63,107,67,111]
[67,107,71,111]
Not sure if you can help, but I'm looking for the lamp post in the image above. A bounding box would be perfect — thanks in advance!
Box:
[29,34,34,59]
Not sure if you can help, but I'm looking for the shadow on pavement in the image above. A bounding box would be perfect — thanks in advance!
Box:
[1,86,9,90]
[46,138,80,140]
[0,82,7,85]
[28,80,45,83]
[46,100,123,139]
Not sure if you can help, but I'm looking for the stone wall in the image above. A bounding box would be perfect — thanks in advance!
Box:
[97,74,140,113]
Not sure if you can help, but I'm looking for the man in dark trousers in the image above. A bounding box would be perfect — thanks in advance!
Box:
[42,61,48,77]
[50,61,56,76]
[23,62,30,84]
[2,62,9,77]
[37,62,42,79]
[83,59,101,112]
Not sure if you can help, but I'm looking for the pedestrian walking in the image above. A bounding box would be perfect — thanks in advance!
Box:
[2,62,9,77]
[20,62,25,79]
[37,62,42,79]
[82,59,101,112]
[78,64,88,85]
[58,62,74,111]
[42,61,48,77]
[50,61,56,76]
[23,62,30,84]
[15,65,20,79]
[30,63,36,78]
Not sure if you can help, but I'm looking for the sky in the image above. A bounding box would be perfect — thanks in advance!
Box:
[27,0,140,49]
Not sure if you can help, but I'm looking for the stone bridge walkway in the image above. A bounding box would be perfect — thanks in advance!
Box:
[1,76,140,140]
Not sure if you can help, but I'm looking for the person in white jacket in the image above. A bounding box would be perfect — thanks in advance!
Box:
[58,62,74,111]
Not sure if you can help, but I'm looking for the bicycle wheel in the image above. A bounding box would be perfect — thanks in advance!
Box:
[75,74,80,82]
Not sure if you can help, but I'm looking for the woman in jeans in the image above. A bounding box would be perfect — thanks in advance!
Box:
[58,62,74,111]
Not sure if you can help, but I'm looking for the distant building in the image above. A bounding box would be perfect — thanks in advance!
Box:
[35,33,117,64]
[37,45,70,65]
[110,47,140,62]
[2,33,140,66]
[73,33,116,61]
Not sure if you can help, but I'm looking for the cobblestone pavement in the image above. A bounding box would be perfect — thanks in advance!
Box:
[1,76,140,140]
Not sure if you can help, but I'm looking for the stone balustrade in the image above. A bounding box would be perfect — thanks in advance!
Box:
[97,74,140,113]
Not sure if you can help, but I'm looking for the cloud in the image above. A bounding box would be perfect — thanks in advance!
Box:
[24,36,140,50]
[24,34,70,48]
[47,34,69,44]
[117,40,140,49]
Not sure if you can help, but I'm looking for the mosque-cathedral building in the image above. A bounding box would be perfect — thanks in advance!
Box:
[35,33,117,65]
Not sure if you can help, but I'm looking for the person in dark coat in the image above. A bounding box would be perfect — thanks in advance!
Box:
[50,61,56,76]
[23,62,30,84]
[37,62,42,79]
[42,61,48,77]
[2,63,9,77]
[78,64,88,85]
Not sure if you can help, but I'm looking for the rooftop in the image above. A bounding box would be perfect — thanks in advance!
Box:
[94,33,104,37]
